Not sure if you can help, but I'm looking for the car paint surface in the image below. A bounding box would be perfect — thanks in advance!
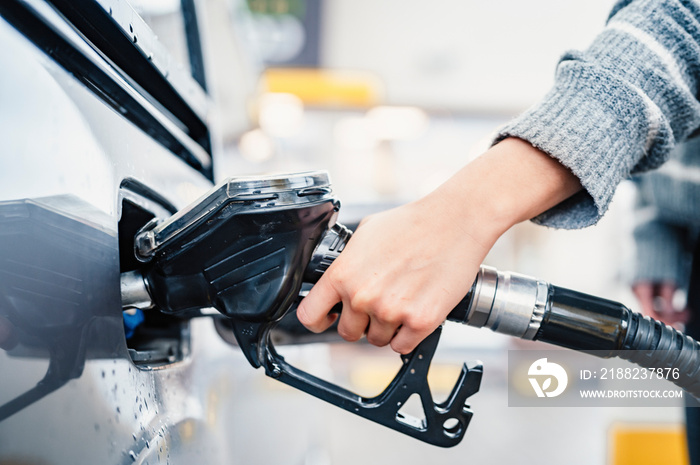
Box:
[0,1,266,463]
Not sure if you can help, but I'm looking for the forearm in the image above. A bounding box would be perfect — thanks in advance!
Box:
[425,137,582,249]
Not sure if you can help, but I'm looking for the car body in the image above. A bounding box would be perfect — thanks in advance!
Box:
[0,1,272,463]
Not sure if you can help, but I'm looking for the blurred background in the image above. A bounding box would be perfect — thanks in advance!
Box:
[205,0,685,465]
[140,0,687,463]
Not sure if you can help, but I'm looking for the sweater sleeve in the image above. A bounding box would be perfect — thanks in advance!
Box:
[495,0,700,229]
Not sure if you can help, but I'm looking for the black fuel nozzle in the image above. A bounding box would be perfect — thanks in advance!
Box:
[130,172,340,367]
[122,171,482,448]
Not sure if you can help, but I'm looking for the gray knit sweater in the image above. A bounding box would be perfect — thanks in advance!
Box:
[496,0,700,231]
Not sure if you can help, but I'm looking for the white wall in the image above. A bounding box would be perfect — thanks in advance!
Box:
[322,0,617,114]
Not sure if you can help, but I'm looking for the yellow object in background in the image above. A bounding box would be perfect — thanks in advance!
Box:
[610,423,689,465]
[348,358,462,398]
[263,68,382,108]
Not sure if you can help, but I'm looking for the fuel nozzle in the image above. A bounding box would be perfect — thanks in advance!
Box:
[129,171,341,366]
[120,171,482,448]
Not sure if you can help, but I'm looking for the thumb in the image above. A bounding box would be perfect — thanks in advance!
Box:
[297,275,341,333]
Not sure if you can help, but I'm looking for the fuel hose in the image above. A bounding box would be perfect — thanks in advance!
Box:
[451,267,700,398]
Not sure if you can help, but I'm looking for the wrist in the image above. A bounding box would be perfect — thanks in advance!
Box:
[424,137,582,248]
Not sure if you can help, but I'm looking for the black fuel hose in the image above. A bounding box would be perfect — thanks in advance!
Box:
[532,285,700,397]
[621,311,700,397]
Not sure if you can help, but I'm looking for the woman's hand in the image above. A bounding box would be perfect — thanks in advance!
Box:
[297,138,582,353]
[297,195,493,354]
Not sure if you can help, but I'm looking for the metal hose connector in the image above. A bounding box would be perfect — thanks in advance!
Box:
[454,268,700,398]
[457,266,549,340]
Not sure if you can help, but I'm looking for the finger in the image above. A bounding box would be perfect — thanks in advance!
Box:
[389,326,432,355]
[365,319,399,347]
[297,277,342,333]
[336,308,370,343]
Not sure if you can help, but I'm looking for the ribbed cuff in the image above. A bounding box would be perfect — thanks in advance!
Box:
[495,52,672,230]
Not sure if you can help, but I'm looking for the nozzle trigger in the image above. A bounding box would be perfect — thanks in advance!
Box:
[259,324,483,447]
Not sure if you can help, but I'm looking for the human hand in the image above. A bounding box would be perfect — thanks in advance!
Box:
[632,281,689,329]
[297,195,492,354]
[297,138,582,354]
